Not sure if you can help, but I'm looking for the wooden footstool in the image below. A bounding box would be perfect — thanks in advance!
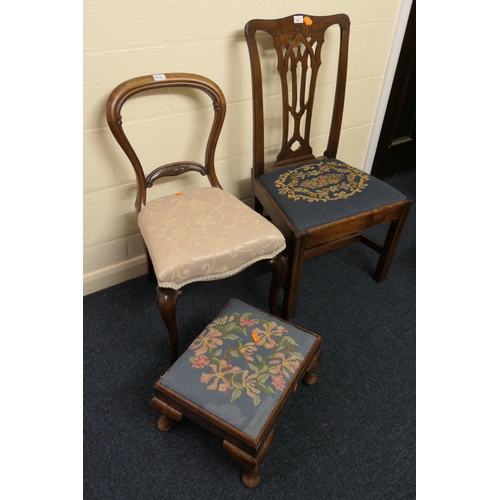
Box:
[151,298,322,487]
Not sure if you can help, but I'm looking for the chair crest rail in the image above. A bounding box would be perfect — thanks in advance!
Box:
[245,14,350,173]
[106,73,226,213]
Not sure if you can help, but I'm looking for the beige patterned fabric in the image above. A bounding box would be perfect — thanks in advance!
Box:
[138,187,286,289]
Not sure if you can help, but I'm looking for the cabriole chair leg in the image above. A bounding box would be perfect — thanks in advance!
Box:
[156,287,183,364]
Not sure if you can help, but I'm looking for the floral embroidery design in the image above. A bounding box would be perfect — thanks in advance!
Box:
[188,312,304,406]
[274,161,370,202]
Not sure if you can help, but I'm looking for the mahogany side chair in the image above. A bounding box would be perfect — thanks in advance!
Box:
[106,73,287,364]
[245,14,413,319]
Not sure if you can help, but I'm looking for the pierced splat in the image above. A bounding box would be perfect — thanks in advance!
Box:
[246,14,413,321]
[245,14,350,176]
[274,31,326,165]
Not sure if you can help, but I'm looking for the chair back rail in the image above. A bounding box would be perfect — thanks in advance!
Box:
[245,14,350,176]
[106,73,226,213]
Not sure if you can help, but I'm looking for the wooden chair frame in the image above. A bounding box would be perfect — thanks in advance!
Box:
[245,14,413,319]
[106,73,287,363]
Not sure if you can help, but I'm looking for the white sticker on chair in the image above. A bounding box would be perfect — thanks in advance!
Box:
[153,74,167,81]
[294,15,304,23]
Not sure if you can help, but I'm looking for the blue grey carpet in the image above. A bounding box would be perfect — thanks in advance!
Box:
[84,170,415,499]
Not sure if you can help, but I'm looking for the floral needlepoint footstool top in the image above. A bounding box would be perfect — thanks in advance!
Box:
[158,299,318,439]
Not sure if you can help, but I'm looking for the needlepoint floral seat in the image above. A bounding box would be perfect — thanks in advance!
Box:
[151,298,322,487]
[258,159,407,232]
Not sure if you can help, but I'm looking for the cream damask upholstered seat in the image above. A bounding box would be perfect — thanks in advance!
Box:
[107,73,287,364]
[138,187,285,289]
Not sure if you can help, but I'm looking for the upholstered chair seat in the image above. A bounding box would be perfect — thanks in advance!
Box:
[138,187,286,289]
[259,159,407,232]
[107,73,288,363]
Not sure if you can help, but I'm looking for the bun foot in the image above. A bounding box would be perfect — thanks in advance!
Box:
[242,469,260,488]
[302,371,317,385]
[157,415,175,431]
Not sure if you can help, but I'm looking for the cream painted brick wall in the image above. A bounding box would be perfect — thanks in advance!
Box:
[83,0,402,294]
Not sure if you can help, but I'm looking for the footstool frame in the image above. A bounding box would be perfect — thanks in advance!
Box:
[151,299,322,487]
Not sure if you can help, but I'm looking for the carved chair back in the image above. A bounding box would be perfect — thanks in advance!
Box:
[245,14,350,176]
[106,73,226,214]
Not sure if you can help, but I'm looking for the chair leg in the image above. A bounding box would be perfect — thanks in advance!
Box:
[268,252,287,317]
[146,249,156,284]
[373,200,412,282]
[282,236,306,320]
[156,287,183,364]
[301,349,322,386]
[253,196,264,216]
[151,396,182,431]
[223,429,275,488]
